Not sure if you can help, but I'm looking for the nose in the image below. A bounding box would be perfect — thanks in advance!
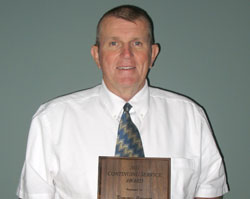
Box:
[121,44,133,58]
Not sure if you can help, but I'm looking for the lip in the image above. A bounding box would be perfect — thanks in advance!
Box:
[116,66,136,70]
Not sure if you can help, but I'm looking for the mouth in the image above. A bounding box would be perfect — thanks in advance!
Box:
[116,66,135,70]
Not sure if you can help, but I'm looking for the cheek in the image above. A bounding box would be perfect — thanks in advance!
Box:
[137,53,151,67]
[100,52,117,66]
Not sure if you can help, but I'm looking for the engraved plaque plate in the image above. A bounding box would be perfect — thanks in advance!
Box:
[98,156,171,199]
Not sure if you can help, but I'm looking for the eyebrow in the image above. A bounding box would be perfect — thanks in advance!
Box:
[105,36,147,42]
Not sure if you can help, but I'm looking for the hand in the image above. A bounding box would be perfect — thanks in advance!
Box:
[195,197,223,199]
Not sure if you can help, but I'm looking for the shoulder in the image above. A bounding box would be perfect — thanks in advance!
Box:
[149,86,205,117]
[33,84,102,118]
[149,86,196,104]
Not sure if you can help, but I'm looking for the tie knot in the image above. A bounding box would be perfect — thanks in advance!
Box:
[123,103,132,113]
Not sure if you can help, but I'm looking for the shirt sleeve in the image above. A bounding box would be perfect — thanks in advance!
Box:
[17,107,56,199]
[194,109,229,198]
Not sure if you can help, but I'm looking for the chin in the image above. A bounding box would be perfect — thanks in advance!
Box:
[118,80,137,87]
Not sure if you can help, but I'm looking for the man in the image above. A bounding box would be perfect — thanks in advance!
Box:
[17,5,228,199]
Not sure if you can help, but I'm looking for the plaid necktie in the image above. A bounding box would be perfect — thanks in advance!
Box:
[115,103,145,157]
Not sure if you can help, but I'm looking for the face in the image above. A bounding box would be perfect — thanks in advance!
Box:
[91,16,159,99]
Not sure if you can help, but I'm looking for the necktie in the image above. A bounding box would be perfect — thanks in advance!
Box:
[115,103,145,157]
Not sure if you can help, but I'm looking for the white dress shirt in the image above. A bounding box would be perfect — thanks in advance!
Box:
[17,81,228,199]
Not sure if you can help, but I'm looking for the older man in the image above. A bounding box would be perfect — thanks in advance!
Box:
[17,5,228,199]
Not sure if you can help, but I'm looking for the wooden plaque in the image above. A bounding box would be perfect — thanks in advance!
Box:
[98,156,171,199]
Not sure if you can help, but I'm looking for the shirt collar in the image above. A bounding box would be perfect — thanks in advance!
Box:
[100,80,149,121]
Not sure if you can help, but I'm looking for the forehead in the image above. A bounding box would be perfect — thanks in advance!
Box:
[99,16,150,40]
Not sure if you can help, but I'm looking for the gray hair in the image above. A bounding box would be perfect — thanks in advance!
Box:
[95,5,155,46]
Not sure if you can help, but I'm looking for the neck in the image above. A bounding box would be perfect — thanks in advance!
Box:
[104,81,146,102]
[116,89,138,102]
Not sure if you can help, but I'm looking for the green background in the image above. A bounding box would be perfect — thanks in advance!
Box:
[1,0,249,198]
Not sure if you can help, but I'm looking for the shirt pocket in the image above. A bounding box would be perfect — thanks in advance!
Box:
[171,158,196,199]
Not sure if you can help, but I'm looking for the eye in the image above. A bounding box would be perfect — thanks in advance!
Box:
[134,41,142,46]
[109,41,118,46]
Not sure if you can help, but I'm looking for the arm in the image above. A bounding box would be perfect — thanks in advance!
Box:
[17,108,55,198]
[194,108,228,199]
[195,196,223,199]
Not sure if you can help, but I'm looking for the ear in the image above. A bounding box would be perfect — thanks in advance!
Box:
[150,44,160,67]
[91,45,101,69]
